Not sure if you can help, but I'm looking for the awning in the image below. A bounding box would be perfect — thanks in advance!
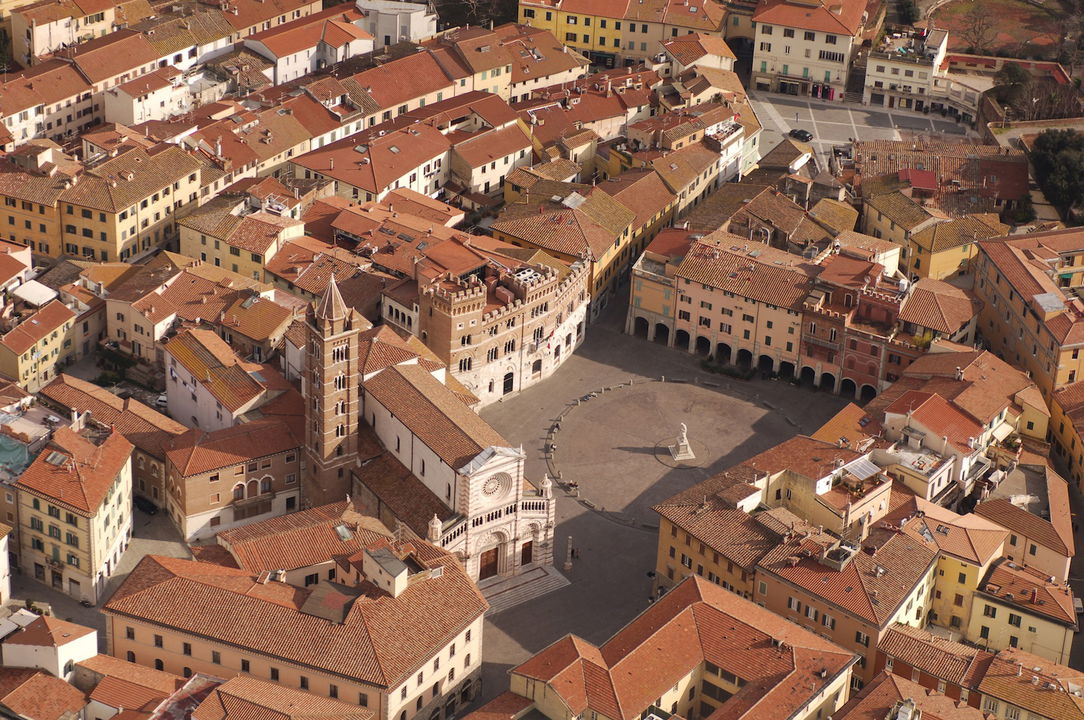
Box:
[992,422,1014,442]
[12,280,58,307]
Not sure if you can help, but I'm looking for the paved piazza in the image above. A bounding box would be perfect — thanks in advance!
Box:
[749,91,971,168]
[475,302,849,705]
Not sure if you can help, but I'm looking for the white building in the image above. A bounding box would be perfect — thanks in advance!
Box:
[750,0,870,100]
[1,616,97,681]
[243,6,374,84]
[358,359,556,582]
[103,67,190,126]
[355,0,436,47]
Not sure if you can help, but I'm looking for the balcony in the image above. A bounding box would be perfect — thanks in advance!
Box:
[804,334,840,350]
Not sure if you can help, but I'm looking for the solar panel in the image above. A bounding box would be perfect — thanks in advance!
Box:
[842,457,880,480]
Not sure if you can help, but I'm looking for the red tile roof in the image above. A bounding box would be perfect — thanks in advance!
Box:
[752,0,866,35]
[16,426,133,515]
[513,576,855,720]
[877,624,993,688]
[216,500,393,573]
[40,374,187,460]
[193,676,373,720]
[105,546,487,688]
[0,668,86,720]
[164,419,301,477]
[0,300,74,355]
[674,233,821,311]
[362,363,508,469]
[834,671,988,720]
[758,532,938,627]
[979,559,1076,627]
[883,390,983,454]
[3,615,95,647]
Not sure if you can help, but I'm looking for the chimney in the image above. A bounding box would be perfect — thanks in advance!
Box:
[329,157,335,171]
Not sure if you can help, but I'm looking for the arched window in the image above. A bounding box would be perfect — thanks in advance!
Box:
[247,480,259,498]
[127,651,135,662]
[260,478,271,493]
[233,484,244,500]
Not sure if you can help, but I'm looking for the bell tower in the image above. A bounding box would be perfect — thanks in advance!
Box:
[303,277,364,507]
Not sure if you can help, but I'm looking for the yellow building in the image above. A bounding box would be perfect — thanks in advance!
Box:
[15,424,133,603]
[178,199,304,282]
[59,146,202,263]
[0,300,76,392]
[973,229,1084,399]
[907,214,1008,280]
[1052,382,1084,487]
[891,497,1008,634]
[491,185,636,318]
[755,531,938,689]
[517,0,726,66]
[104,539,487,720]
[500,576,854,720]
[0,140,83,257]
[965,559,1076,664]
[626,228,689,342]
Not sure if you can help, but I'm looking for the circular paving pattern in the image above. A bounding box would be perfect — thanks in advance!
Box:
[546,378,811,527]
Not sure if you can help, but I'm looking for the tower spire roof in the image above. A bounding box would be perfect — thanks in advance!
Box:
[315,275,348,322]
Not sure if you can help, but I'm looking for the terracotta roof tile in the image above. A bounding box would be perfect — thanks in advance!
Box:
[164,419,301,477]
[16,426,133,515]
[978,649,1084,720]
[3,615,95,647]
[362,363,507,469]
[216,500,392,573]
[0,668,86,720]
[878,624,993,688]
[834,671,988,720]
[898,278,982,334]
[75,654,184,696]
[41,374,186,459]
[0,300,74,355]
[759,532,938,627]
[193,676,373,720]
[978,559,1076,627]
[514,577,855,720]
[105,548,486,688]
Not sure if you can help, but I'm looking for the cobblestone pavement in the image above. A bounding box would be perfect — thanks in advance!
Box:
[473,297,849,707]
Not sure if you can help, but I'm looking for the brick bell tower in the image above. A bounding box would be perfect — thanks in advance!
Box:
[303,277,364,507]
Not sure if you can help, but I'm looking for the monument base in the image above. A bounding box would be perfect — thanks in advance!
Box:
[669,442,696,461]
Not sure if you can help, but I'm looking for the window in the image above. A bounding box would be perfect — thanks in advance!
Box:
[983,605,997,618]
[241,659,250,672]
[212,651,221,664]
[183,643,192,656]
[783,28,794,37]
[855,631,869,647]
[1029,543,1037,555]
[271,668,279,681]
[154,634,163,648]
[125,627,135,640]
[300,676,309,690]
[1009,613,1022,627]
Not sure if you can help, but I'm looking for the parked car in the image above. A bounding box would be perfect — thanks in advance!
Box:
[154,393,168,409]
[134,496,158,515]
[789,128,814,142]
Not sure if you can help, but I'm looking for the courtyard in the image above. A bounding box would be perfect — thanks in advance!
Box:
[475,300,850,704]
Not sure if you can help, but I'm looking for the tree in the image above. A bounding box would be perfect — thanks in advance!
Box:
[959,3,996,53]
[1030,129,1084,219]
[992,61,1032,108]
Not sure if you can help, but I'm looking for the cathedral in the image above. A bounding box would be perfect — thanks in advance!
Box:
[302,279,556,582]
